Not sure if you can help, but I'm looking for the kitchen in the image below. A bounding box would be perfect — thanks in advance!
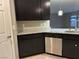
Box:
[0,0,79,59]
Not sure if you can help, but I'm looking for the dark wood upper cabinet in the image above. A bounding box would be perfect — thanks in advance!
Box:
[14,0,50,21]
[41,0,50,20]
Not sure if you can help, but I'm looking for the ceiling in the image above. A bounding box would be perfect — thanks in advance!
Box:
[51,0,79,13]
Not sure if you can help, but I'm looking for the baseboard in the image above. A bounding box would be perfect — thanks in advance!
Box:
[20,52,45,58]
[20,52,71,59]
[45,52,70,59]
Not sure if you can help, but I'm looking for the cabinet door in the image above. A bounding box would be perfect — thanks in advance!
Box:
[45,37,62,56]
[15,0,41,20]
[41,0,50,20]
[18,34,45,58]
[62,39,77,59]
[76,40,79,59]
[0,12,5,34]
[0,39,12,59]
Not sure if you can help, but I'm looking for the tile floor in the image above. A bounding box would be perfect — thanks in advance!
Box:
[22,54,68,59]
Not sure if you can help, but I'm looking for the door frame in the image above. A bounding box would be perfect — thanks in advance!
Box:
[3,0,19,59]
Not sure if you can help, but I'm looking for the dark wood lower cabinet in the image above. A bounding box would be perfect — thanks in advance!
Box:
[17,33,79,59]
[62,38,79,59]
[44,33,79,59]
[17,33,45,58]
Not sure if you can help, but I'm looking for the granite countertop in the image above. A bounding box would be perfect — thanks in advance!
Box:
[17,28,79,35]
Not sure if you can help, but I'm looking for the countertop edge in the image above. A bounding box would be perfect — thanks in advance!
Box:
[17,31,79,36]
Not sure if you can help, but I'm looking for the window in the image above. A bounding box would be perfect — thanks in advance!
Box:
[70,15,78,28]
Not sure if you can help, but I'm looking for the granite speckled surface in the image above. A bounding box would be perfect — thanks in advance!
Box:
[17,28,79,35]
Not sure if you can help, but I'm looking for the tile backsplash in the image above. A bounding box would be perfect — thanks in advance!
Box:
[17,20,50,32]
